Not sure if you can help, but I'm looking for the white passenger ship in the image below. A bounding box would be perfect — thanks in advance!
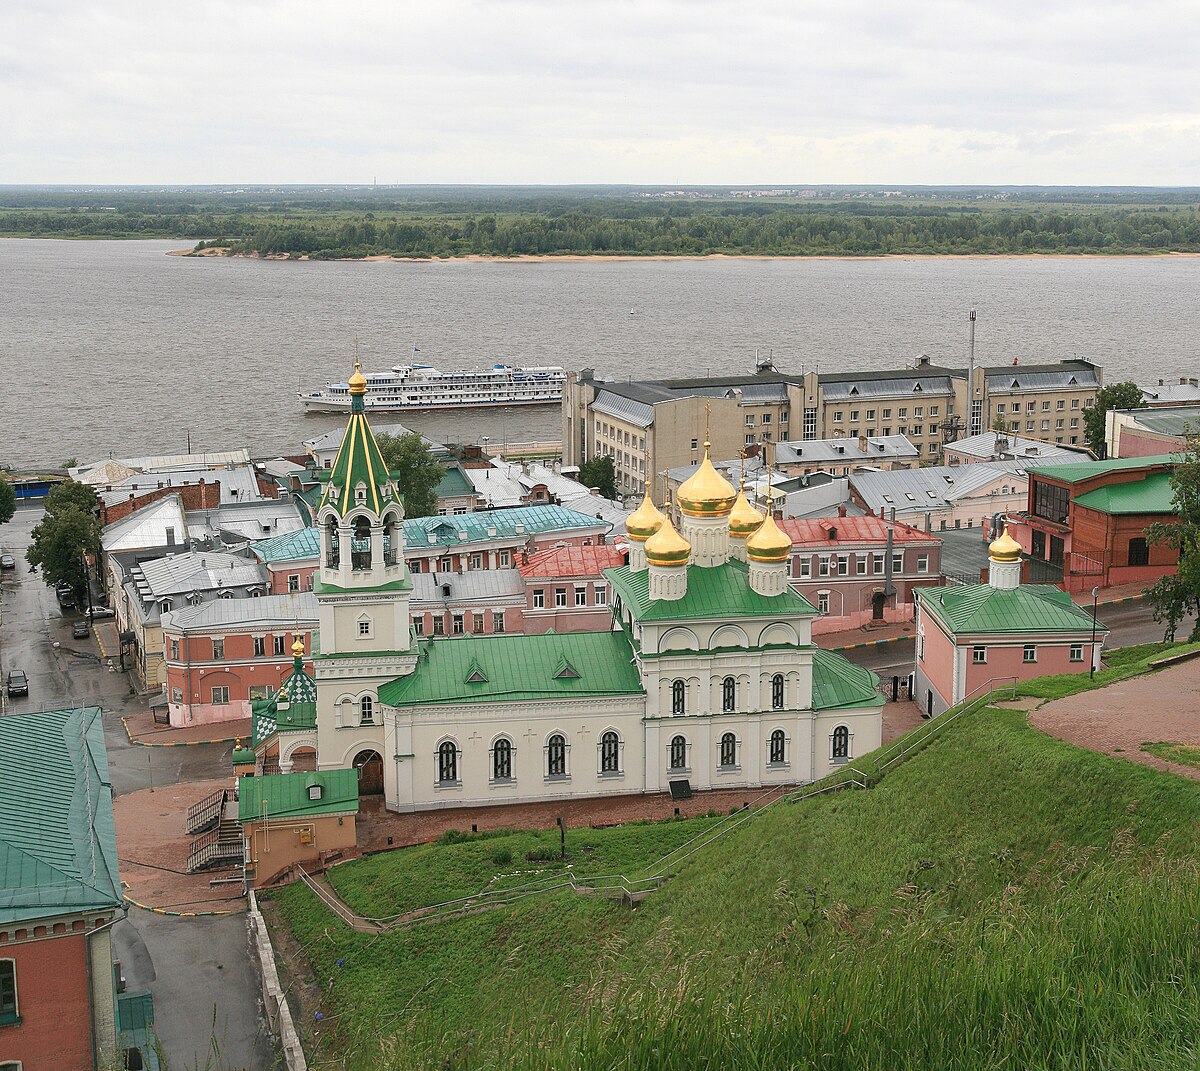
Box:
[299,362,566,413]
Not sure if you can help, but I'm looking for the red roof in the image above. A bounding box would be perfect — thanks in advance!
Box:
[779,515,940,549]
[517,543,628,578]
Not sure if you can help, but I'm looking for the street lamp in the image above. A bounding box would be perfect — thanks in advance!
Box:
[1089,585,1100,679]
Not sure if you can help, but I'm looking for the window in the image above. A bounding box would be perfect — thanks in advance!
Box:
[799,556,811,578]
[211,686,230,704]
[212,638,224,660]
[745,415,756,427]
[762,413,772,424]
[547,734,567,778]
[803,407,817,439]
[1042,400,1051,411]
[691,437,698,450]
[596,586,607,606]
[1041,420,1050,431]
[0,959,17,1025]
[1033,480,1070,525]
[492,738,513,781]
[854,554,867,576]
[873,554,884,575]
[358,618,371,637]
[360,696,374,724]
[287,573,300,593]
[1056,419,1064,429]
[972,646,987,664]
[452,614,464,635]
[254,636,266,657]
[1027,402,1036,413]
[771,674,785,710]
[898,407,908,418]
[892,553,904,574]
[930,405,939,416]
[996,403,1006,414]
[719,732,737,769]
[469,553,482,570]
[1070,417,1079,428]
[866,409,876,420]
[472,612,484,633]
[171,687,183,704]
[722,676,736,712]
[671,678,686,714]
[831,725,851,761]
[834,410,844,422]
[1070,644,1084,662]
[746,434,755,446]
[273,635,286,656]
[1128,537,1149,567]
[601,730,621,773]
[413,616,425,636]
[554,588,567,607]
[1026,422,1035,432]
[769,729,786,765]
[1072,398,1080,409]
[1023,645,1037,663]
[1057,399,1065,410]
[438,740,458,784]
[882,408,892,419]
[169,638,179,660]
[491,612,505,633]
[818,555,831,577]
[917,554,928,574]
[575,586,587,606]
[499,550,511,567]
[669,734,687,770]
[817,591,830,615]
[432,616,445,636]
[533,589,545,608]
[439,556,453,572]
[837,554,849,576]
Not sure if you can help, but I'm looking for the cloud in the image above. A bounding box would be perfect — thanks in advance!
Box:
[1,0,1197,183]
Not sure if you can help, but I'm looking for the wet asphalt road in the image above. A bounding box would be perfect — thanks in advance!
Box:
[0,505,277,1070]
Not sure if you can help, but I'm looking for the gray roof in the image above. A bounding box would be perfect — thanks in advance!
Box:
[72,449,250,481]
[303,423,445,456]
[1117,405,1200,436]
[95,464,263,507]
[942,432,1088,463]
[187,499,307,544]
[592,390,655,428]
[665,455,769,485]
[410,570,525,606]
[983,361,1100,393]
[850,460,1040,515]
[100,495,189,553]
[821,374,955,401]
[775,435,919,465]
[162,592,318,633]
[132,550,268,601]
[1142,383,1200,404]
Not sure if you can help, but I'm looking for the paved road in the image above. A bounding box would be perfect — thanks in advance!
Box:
[0,506,275,1070]
[842,597,1193,680]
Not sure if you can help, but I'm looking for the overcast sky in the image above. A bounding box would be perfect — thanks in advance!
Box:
[3,0,1198,185]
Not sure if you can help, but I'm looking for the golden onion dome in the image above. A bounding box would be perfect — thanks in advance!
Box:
[644,512,692,568]
[291,636,305,658]
[626,492,665,541]
[746,512,792,564]
[348,360,367,395]
[678,444,737,518]
[988,525,1022,563]
[728,489,764,540]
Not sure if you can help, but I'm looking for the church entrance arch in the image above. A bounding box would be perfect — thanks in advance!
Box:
[353,749,384,795]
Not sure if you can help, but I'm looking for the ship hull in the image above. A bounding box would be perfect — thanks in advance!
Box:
[300,394,562,414]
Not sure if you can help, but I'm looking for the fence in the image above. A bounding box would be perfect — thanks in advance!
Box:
[249,891,307,1071]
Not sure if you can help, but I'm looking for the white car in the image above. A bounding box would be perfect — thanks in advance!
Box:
[83,605,116,619]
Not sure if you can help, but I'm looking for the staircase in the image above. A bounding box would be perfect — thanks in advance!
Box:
[186,789,228,836]
[186,820,243,873]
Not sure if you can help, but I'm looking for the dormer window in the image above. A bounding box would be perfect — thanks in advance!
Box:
[355,481,368,504]
[307,782,323,801]
[160,599,173,613]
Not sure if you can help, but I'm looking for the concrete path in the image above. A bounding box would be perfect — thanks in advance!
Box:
[1029,658,1200,780]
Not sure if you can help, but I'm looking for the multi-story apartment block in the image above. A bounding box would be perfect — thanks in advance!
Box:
[563,358,1102,499]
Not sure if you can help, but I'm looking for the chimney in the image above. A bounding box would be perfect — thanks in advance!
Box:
[837,504,847,518]
[858,434,867,453]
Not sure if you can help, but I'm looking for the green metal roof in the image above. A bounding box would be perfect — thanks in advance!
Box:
[435,465,476,498]
[0,707,123,925]
[238,769,359,822]
[378,631,644,707]
[811,650,882,710]
[604,560,818,624]
[251,526,322,564]
[1072,472,1177,515]
[1026,453,1180,485]
[920,583,1108,636]
[252,656,318,746]
[319,410,402,518]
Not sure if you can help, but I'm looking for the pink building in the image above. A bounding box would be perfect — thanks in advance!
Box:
[913,528,1108,719]
[517,544,628,634]
[781,513,942,635]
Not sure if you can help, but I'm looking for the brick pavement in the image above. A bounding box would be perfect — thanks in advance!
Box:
[123,711,251,746]
[1029,659,1200,781]
[115,777,246,914]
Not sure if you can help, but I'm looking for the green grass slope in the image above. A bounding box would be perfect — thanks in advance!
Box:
[274,707,1200,1071]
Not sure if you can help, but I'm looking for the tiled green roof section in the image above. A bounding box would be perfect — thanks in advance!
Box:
[252,658,318,746]
[920,584,1108,635]
[1026,453,1180,485]
[811,650,882,710]
[604,560,818,623]
[1073,472,1177,515]
[379,631,643,707]
[320,411,402,518]
[435,465,476,498]
[238,770,359,822]
[0,707,123,925]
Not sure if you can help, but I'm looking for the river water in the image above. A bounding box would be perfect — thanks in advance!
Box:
[1,239,1197,468]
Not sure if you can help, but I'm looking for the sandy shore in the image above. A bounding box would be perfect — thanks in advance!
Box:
[166,247,1200,263]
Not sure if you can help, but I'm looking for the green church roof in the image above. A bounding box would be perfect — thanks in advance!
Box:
[378,631,644,707]
[604,560,818,624]
[920,584,1108,636]
[811,650,882,710]
[252,653,318,746]
[238,769,359,822]
[0,707,123,926]
[1072,472,1177,515]
[319,406,402,518]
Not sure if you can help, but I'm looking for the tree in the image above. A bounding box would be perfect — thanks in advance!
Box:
[27,483,101,604]
[1083,381,1145,458]
[0,478,15,526]
[578,456,618,500]
[1146,431,1200,640]
[375,432,444,519]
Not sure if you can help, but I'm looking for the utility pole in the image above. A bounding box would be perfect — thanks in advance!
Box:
[967,307,979,438]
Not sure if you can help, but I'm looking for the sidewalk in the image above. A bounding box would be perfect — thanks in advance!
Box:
[123,711,251,747]
[817,619,914,651]
[1070,580,1149,607]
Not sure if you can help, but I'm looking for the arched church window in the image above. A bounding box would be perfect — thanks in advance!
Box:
[360,695,374,725]
[352,516,372,570]
[325,518,340,568]
[438,740,458,784]
[722,676,736,713]
[669,734,687,770]
[719,732,737,768]
[769,729,786,765]
[492,738,513,781]
[671,679,686,715]
[771,674,785,710]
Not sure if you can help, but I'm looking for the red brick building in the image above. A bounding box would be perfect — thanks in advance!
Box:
[517,544,628,634]
[780,513,943,634]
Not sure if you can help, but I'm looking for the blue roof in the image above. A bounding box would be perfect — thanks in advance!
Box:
[250,506,611,564]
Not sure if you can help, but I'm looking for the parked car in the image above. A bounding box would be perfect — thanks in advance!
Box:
[0,555,14,570]
[6,670,28,697]
[72,620,90,640]
[83,605,115,619]
[56,584,76,606]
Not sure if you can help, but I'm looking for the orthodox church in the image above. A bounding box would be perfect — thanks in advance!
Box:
[249,366,883,811]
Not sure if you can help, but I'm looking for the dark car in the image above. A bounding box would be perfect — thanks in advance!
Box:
[72,620,90,640]
[6,670,28,697]
[0,555,14,570]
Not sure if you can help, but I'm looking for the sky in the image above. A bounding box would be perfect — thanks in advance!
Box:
[3,0,1198,185]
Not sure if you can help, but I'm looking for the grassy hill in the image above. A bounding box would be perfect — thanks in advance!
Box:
[271,699,1200,1070]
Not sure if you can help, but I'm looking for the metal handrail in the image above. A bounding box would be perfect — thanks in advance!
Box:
[185,789,227,835]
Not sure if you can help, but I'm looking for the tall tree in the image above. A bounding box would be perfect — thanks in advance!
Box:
[578,456,618,500]
[0,478,15,526]
[1083,381,1146,458]
[1146,431,1200,640]
[27,481,101,604]
[375,432,444,519]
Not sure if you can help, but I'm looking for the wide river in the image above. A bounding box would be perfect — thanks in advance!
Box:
[1,239,1198,468]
